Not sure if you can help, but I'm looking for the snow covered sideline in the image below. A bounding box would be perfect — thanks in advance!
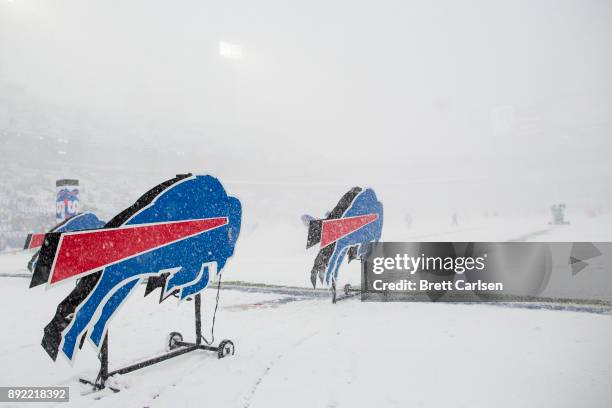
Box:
[1,214,611,407]
[0,277,610,407]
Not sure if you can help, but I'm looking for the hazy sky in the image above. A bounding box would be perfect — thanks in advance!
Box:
[0,0,611,209]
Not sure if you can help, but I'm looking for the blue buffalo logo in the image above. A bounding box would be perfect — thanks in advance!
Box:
[30,174,241,362]
[306,187,383,288]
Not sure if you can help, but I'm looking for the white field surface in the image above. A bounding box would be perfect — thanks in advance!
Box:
[0,278,611,408]
[0,214,611,407]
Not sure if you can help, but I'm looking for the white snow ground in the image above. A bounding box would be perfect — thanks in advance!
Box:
[1,214,612,407]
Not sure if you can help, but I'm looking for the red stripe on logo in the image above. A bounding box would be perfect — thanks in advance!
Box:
[29,233,45,249]
[320,214,378,248]
[49,218,228,284]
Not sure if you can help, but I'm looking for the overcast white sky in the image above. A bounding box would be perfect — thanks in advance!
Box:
[0,0,611,210]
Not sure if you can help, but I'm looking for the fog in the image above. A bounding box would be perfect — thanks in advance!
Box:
[0,0,611,223]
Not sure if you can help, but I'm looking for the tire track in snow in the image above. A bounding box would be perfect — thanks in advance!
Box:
[508,227,555,242]
[242,330,320,408]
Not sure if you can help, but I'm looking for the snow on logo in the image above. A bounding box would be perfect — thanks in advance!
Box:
[30,174,242,362]
[306,187,383,288]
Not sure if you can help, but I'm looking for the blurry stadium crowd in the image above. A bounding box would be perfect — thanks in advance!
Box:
[0,163,145,251]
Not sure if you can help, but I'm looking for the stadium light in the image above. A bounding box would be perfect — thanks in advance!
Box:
[218,41,243,60]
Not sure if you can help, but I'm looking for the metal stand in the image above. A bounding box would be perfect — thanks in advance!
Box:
[332,283,360,302]
[331,280,337,303]
[332,252,372,303]
[79,293,234,391]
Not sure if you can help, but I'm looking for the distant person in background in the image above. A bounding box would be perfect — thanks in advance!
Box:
[405,213,413,229]
[550,204,569,225]
[451,212,459,227]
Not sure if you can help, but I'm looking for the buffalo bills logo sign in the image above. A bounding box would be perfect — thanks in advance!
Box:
[306,187,383,288]
[30,174,241,362]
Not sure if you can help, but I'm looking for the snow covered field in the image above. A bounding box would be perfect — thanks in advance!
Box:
[0,277,611,408]
[0,214,611,407]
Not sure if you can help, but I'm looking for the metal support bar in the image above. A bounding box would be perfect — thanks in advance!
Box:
[195,293,202,345]
[176,341,218,352]
[108,345,200,377]
[100,333,108,384]
[331,280,337,303]
[80,293,228,391]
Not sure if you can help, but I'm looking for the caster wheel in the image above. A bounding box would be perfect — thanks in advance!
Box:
[344,284,351,296]
[166,332,183,351]
[217,340,235,359]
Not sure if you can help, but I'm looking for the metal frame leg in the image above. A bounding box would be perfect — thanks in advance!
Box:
[79,293,232,392]
[331,280,337,303]
[195,293,202,345]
